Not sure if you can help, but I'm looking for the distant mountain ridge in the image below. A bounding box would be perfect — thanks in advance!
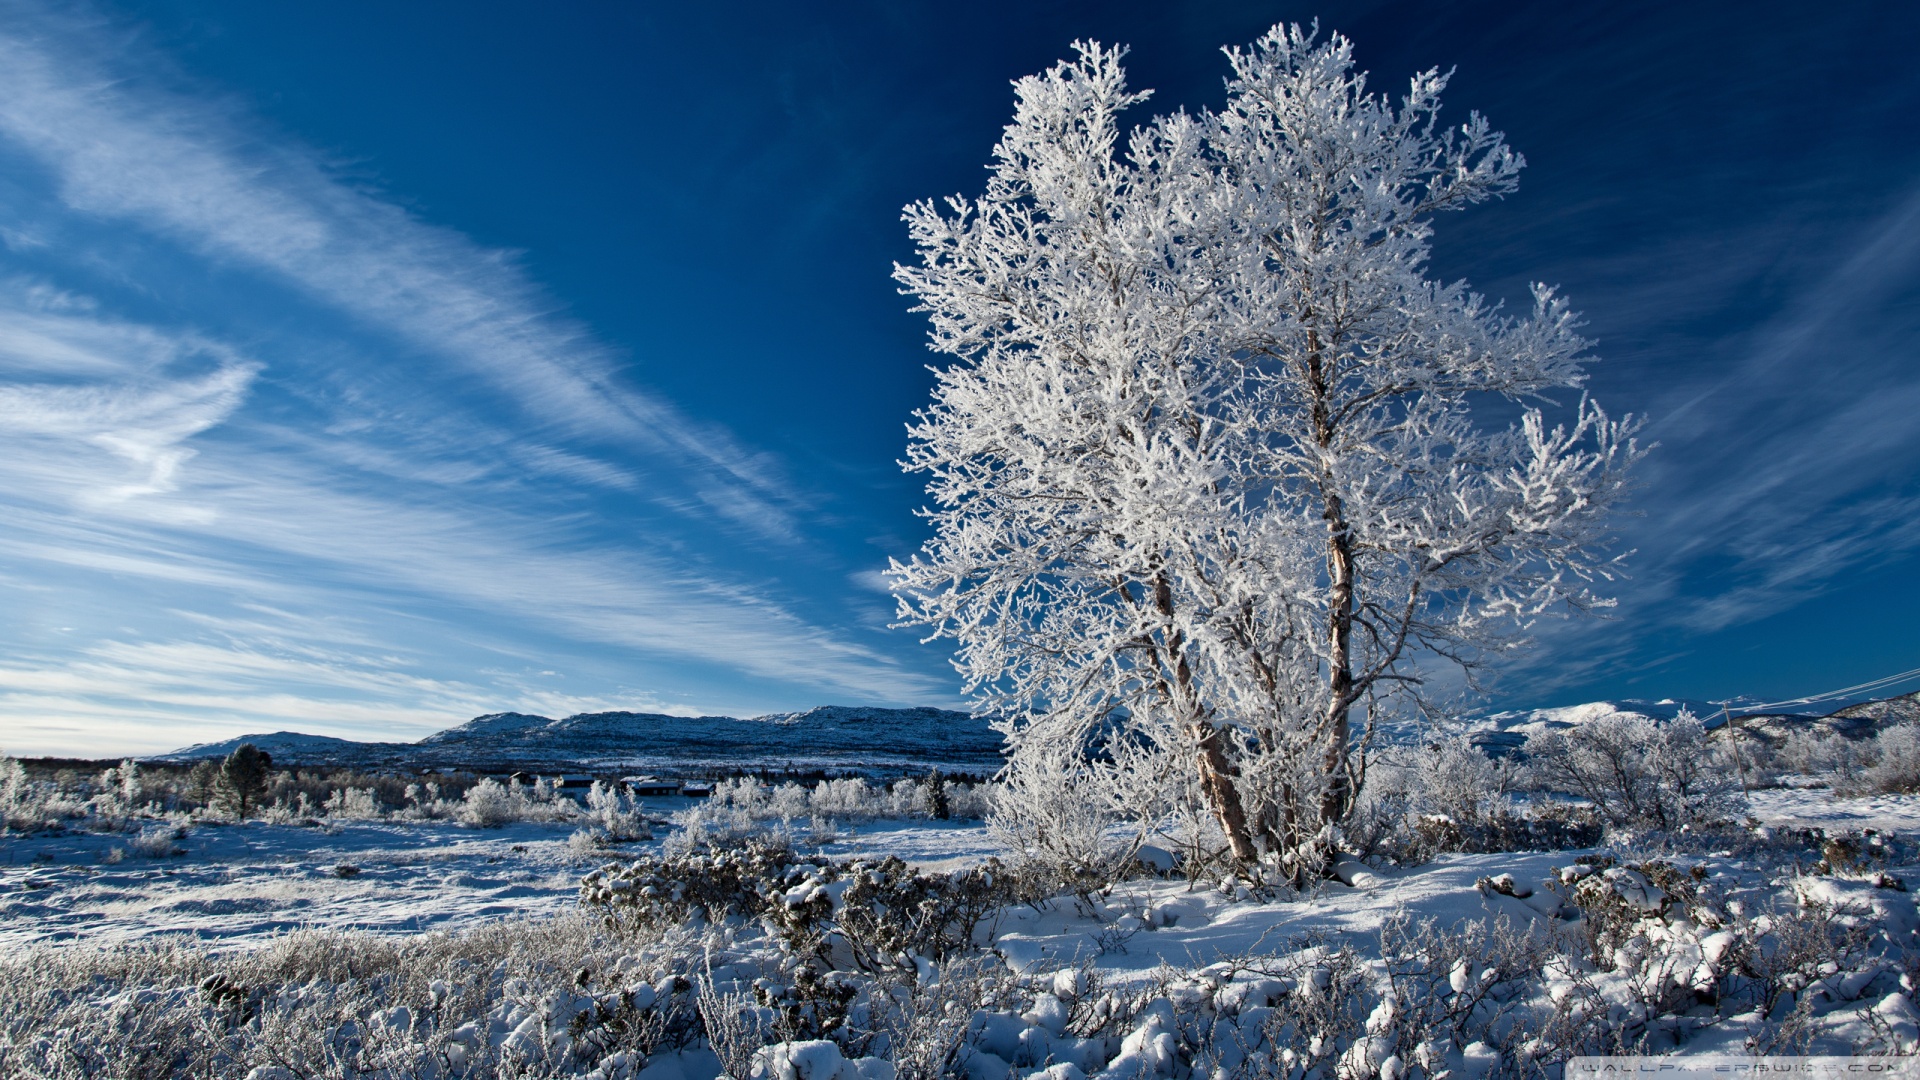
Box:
[157,705,1001,776]
[156,691,1919,773]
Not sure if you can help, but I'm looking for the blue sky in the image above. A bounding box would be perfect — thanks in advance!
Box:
[1,0,1916,756]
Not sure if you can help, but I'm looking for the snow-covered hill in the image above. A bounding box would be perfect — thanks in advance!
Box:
[155,691,1918,773]
[1460,690,1919,755]
[155,705,1001,776]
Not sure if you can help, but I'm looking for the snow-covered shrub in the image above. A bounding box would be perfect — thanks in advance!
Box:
[1371,913,1579,1061]
[1349,736,1586,865]
[806,778,874,820]
[864,954,1020,1079]
[2,756,36,832]
[987,741,1139,891]
[1778,726,1876,782]
[669,775,989,850]
[1525,710,1741,831]
[582,839,800,931]
[670,783,780,852]
[765,856,1017,972]
[456,776,580,829]
[1411,736,1518,827]
[1847,724,1920,795]
[583,843,1018,975]
[944,780,994,821]
[0,909,736,1079]
[567,828,610,858]
[1559,857,1708,968]
[127,823,186,858]
[587,781,653,842]
[323,785,384,821]
[769,782,812,824]
[400,779,466,821]
[1197,917,1602,1078]
[85,760,147,828]
[0,757,89,833]
[458,778,517,828]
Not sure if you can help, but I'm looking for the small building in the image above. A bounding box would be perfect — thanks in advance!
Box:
[679,781,713,798]
[620,775,682,798]
[555,774,595,791]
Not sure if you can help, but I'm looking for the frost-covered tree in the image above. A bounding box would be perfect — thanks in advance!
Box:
[1524,709,1739,829]
[890,25,1640,876]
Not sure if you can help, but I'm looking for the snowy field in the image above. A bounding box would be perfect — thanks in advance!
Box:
[4,786,1917,950]
[6,784,1920,1077]
[0,811,1004,949]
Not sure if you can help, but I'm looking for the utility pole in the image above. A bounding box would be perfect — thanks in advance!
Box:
[1721,702,1751,798]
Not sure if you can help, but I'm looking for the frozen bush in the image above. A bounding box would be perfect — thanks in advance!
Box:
[1,757,89,832]
[670,802,773,853]
[670,775,987,849]
[128,824,185,858]
[1348,747,1602,866]
[323,786,384,821]
[582,843,1019,973]
[568,828,613,858]
[456,776,580,829]
[807,777,876,819]
[1413,736,1516,827]
[763,856,1017,972]
[0,909,727,1079]
[769,782,812,823]
[1778,726,1876,781]
[1847,724,1920,796]
[87,760,146,826]
[1362,736,1517,834]
[459,778,517,828]
[587,781,652,842]
[582,839,799,932]
[1525,710,1741,830]
[988,742,1137,890]
[261,789,321,825]
[2,756,34,831]
[945,781,994,821]
[401,779,464,820]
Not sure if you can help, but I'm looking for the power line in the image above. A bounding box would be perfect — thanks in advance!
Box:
[1727,664,1920,715]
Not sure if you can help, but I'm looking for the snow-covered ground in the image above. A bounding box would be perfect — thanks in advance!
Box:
[1745,786,1920,835]
[5,785,1918,952]
[0,819,589,948]
[0,813,1006,949]
[8,785,1920,1075]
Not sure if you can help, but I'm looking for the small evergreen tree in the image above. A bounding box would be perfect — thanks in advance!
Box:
[925,768,951,820]
[218,744,272,820]
[187,760,219,809]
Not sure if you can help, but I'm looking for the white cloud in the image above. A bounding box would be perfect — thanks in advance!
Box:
[0,6,802,543]
[0,300,258,515]
[0,7,951,754]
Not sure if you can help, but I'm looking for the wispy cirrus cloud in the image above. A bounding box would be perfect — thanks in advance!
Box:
[0,2,946,755]
[0,633,686,757]
[1495,184,1920,698]
[0,3,800,543]
[0,294,940,751]
[1623,187,1920,625]
[0,298,258,515]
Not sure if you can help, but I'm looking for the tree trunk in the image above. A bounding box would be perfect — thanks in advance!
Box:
[1151,571,1261,865]
[1319,517,1356,830]
[1191,721,1259,864]
[1309,326,1358,835]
